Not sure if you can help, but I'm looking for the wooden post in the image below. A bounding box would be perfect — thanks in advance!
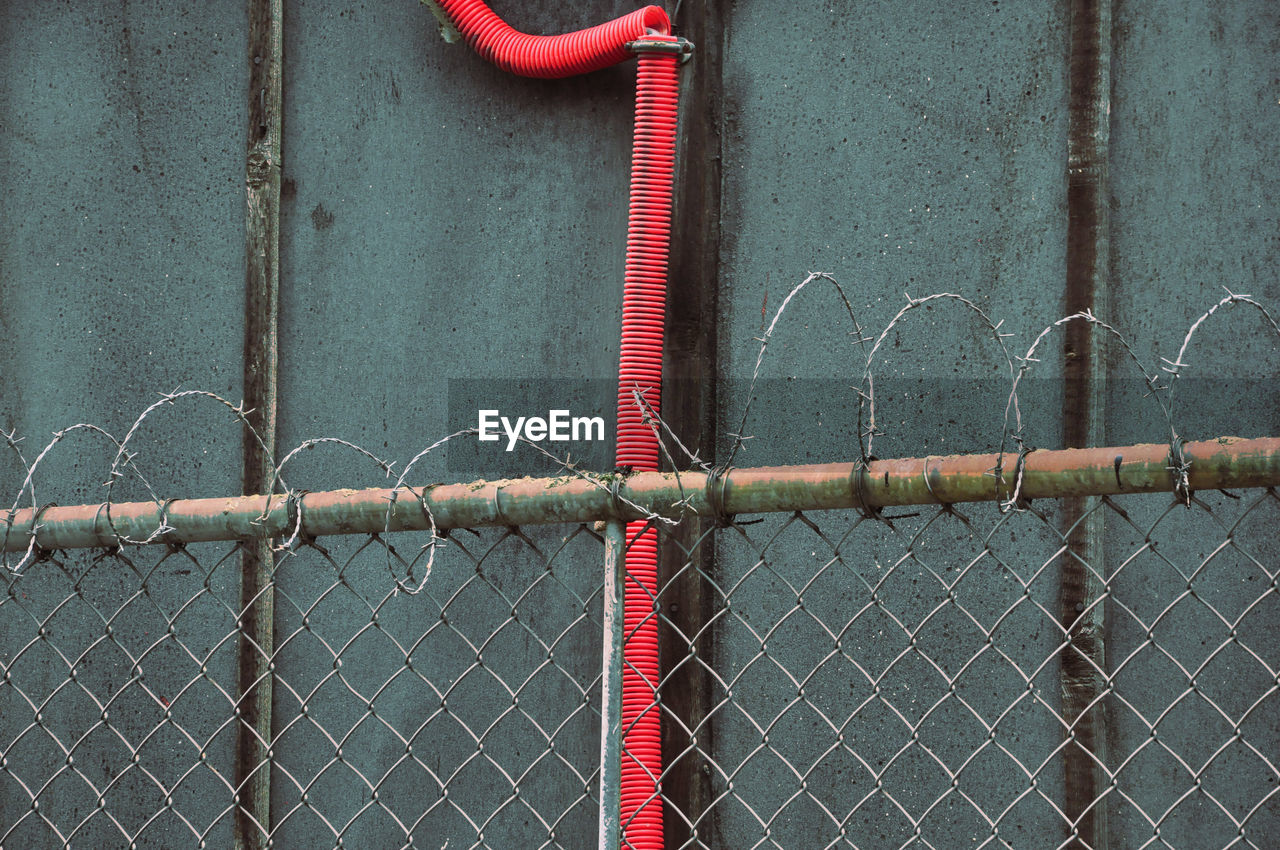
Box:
[237,0,282,845]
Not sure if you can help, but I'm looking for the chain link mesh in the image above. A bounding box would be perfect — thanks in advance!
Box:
[648,488,1280,849]
[0,524,608,849]
[2,287,1277,847]
[3,485,1276,848]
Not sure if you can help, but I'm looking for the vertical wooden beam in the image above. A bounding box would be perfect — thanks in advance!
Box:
[238,0,282,846]
[1061,0,1111,846]
[659,2,725,846]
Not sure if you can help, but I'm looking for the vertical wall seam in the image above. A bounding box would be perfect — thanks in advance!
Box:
[237,0,283,846]
[1061,0,1111,846]
[658,2,725,846]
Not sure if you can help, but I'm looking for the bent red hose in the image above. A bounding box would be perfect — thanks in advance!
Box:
[431,5,678,849]
[433,1,669,77]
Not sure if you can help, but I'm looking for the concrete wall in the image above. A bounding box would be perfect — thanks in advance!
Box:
[1106,3,1280,844]
[1,1,1276,847]
[1,3,247,846]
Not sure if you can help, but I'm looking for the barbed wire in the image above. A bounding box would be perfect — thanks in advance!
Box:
[0,284,1277,849]
[3,285,1278,579]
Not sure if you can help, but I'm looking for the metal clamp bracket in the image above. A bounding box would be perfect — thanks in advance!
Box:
[627,36,695,63]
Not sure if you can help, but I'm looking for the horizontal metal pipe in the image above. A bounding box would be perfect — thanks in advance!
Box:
[4,436,1278,553]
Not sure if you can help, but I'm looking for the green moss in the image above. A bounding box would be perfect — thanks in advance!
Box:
[418,0,461,44]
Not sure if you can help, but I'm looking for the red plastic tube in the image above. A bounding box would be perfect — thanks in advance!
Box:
[616,46,680,850]
[616,45,679,476]
[433,0,670,77]
[430,5,678,849]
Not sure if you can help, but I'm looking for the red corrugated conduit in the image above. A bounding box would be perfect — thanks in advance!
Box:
[435,1,670,77]
[431,3,680,848]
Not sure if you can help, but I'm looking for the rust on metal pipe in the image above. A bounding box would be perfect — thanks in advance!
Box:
[4,437,1278,553]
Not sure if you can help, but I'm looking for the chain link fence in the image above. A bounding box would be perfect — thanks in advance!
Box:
[0,524,609,849]
[649,488,1280,848]
[2,458,1277,848]
[3,289,1278,848]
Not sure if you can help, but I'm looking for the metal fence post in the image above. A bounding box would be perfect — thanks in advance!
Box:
[598,519,627,849]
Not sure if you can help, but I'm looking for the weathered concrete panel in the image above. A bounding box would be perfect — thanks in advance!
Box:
[0,1,246,497]
[711,2,1072,844]
[1107,3,1280,846]
[0,2,247,847]
[1109,0,1280,443]
[718,1,1071,469]
[278,1,640,487]
[274,4,645,846]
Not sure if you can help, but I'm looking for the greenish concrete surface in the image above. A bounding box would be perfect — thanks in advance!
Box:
[713,3,1071,843]
[1106,3,1280,845]
[0,1,1276,847]
[1,4,246,848]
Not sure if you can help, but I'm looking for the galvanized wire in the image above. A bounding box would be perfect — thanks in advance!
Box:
[0,524,610,849]
[1,485,1276,848]
[646,488,1280,848]
[1,288,1277,847]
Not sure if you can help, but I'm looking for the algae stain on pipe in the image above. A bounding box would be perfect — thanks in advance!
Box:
[477,409,605,451]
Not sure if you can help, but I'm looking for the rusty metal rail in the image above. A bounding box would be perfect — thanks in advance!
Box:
[4,436,1277,553]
